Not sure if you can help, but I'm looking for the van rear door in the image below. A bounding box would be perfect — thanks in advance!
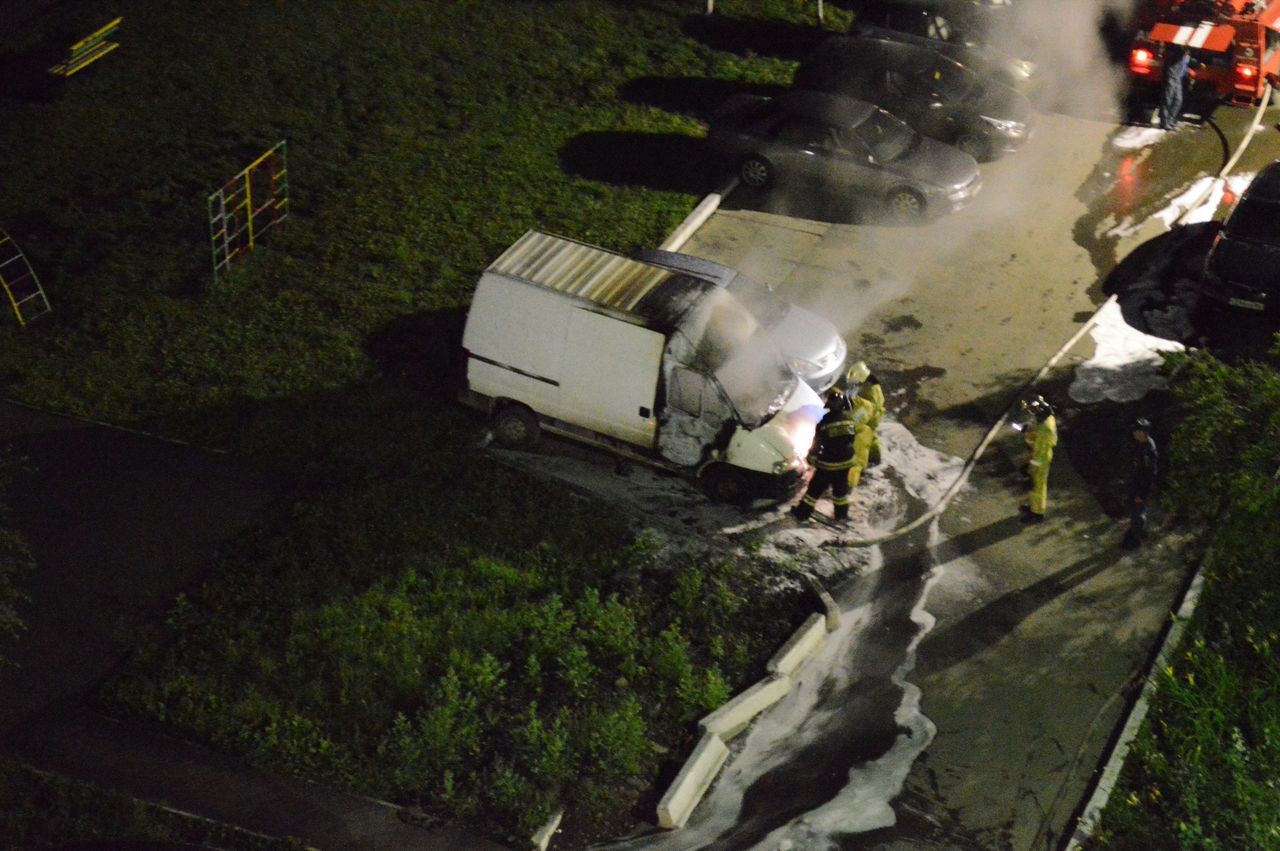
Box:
[560,309,663,448]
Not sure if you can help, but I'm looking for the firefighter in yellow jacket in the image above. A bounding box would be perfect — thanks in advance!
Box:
[850,361,886,468]
[791,383,866,523]
[1020,395,1056,524]
[844,361,881,488]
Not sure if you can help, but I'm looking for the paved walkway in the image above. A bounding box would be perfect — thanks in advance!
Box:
[0,401,507,851]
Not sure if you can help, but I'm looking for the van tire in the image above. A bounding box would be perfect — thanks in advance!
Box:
[703,464,751,505]
[492,404,540,449]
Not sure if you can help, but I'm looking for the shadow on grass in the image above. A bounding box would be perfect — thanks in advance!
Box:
[619,75,787,122]
[559,131,716,194]
[364,307,468,402]
[680,13,834,62]
[0,44,66,103]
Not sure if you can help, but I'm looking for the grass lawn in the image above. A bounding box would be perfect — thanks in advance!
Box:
[0,0,848,844]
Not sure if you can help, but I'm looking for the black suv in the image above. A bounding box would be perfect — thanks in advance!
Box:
[1203,161,1280,316]
[793,36,1033,161]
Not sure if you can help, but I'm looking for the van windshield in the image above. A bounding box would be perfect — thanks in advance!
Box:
[725,273,790,327]
[714,332,797,427]
[684,290,796,427]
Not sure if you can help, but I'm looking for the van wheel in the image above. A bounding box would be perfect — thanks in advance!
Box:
[739,156,773,189]
[492,404,540,449]
[703,464,751,505]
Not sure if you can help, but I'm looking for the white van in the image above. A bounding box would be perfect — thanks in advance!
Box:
[460,231,825,502]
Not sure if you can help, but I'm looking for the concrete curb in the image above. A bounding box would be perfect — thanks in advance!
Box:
[531,807,564,850]
[657,177,738,253]
[766,613,827,677]
[656,731,730,829]
[657,575,838,830]
[698,673,793,741]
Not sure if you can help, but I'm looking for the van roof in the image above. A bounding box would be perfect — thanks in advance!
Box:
[489,230,679,314]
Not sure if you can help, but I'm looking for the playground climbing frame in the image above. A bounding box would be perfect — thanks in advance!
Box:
[207,141,290,281]
[0,230,51,326]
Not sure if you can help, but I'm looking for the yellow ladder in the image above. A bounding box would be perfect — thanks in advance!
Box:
[49,17,122,78]
[0,231,52,327]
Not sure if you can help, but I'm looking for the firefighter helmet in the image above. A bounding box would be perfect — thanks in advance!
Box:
[1022,394,1053,421]
[846,360,870,385]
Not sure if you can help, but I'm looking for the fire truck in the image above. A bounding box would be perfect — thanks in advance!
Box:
[1129,0,1280,106]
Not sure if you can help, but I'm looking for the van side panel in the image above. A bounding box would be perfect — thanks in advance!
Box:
[462,273,568,415]
[560,308,662,448]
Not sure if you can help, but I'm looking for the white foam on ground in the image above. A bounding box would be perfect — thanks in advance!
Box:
[878,420,965,506]
[755,522,949,849]
[597,434,965,850]
[1069,301,1184,404]
[1110,126,1166,150]
[1107,172,1254,239]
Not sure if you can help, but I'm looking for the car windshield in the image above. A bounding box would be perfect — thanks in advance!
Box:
[852,109,917,162]
[914,60,972,102]
[1226,199,1280,244]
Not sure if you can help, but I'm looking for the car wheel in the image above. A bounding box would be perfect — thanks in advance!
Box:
[886,187,926,223]
[954,131,989,161]
[702,464,752,505]
[739,156,773,189]
[492,403,540,449]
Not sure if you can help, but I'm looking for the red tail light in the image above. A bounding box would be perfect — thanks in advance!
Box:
[1130,47,1156,75]
[1236,64,1258,80]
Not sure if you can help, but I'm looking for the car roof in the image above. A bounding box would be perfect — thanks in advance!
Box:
[810,35,971,75]
[1243,161,1280,204]
[773,90,878,126]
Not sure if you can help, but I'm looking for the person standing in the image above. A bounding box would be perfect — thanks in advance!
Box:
[792,384,865,524]
[843,361,880,489]
[1160,44,1192,131]
[1020,395,1056,524]
[850,361,886,467]
[1122,418,1159,548]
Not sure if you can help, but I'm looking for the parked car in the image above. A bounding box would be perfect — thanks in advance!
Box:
[850,0,1039,91]
[851,20,1037,94]
[706,90,982,221]
[631,247,849,392]
[793,36,1034,161]
[1202,161,1280,316]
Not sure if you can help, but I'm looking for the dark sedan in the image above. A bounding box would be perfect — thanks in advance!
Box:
[793,36,1034,161]
[706,90,982,222]
[1203,161,1280,316]
[850,0,1039,92]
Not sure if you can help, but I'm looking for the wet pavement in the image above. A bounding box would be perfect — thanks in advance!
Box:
[577,105,1263,849]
